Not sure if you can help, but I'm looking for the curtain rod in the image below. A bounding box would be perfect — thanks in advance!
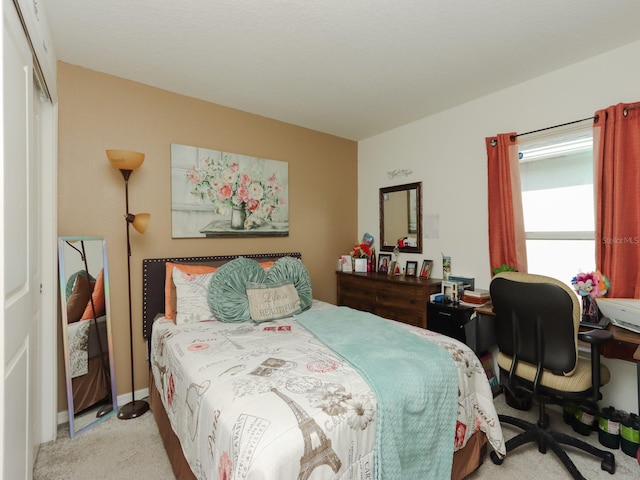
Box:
[511,105,640,141]
[624,104,640,116]
[511,116,596,141]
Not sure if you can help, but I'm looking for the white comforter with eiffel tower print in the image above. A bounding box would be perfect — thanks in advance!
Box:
[150,300,505,480]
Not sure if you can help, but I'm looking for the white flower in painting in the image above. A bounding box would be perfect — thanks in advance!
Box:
[257,203,273,219]
[221,169,237,185]
[345,394,375,430]
[209,177,223,190]
[248,182,264,200]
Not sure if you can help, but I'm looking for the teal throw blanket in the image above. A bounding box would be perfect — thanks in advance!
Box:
[296,307,457,480]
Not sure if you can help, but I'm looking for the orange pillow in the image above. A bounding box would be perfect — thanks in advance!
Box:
[259,261,275,272]
[80,268,105,320]
[165,263,218,320]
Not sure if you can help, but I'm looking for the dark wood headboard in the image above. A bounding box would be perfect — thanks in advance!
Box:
[142,252,302,339]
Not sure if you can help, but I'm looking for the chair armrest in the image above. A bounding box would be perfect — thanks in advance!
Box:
[578,328,613,346]
[578,328,612,402]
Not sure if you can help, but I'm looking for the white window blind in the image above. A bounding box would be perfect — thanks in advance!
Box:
[518,127,595,283]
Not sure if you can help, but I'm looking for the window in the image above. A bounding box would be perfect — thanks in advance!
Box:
[519,127,594,286]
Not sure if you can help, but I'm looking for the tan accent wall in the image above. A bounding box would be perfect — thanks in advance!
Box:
[56,62,357,408]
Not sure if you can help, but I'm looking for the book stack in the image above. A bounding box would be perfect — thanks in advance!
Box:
[461,289,491,306]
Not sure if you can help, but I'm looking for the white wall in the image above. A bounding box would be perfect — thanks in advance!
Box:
[358,40,640,414]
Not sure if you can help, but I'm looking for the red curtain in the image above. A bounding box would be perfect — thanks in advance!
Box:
[593,102,640,298]
[486,133,528,274]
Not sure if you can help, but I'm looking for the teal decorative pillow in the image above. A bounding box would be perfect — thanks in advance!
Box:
[246,281,301,323]
[208,257,267,322]
[266,256,313,311]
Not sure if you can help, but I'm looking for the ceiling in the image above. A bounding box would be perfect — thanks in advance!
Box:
[43,1,640,141]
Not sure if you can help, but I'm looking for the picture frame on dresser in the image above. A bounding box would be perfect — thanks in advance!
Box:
[378,253,391,273]
[420,259,433,278]
[341,255,353,272]
[442,280,459,303]
[405,260,418,277]
[389,260,399,275]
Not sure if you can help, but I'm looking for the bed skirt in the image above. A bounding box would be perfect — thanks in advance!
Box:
[149,373,487,480]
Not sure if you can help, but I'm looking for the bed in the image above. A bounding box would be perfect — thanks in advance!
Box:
[142,253,505,479]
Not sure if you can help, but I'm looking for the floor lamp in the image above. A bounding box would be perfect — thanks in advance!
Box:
[107,149,151,420]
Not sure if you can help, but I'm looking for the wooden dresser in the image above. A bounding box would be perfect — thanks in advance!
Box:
[336,271,442,329]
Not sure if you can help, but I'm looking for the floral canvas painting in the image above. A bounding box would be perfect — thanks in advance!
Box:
[171,143,289,238]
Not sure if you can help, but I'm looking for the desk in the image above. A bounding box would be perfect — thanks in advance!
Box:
[475,303,640,414]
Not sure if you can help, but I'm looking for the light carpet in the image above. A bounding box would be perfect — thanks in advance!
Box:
[33,406,174,480]
[34,395,639,479]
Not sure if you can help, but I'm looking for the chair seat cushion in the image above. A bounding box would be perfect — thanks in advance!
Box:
[497,352,610,393]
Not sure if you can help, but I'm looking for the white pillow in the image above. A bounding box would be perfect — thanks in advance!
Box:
[173,268,217,324]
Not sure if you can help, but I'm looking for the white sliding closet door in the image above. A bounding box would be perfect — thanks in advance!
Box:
[2,0,43,477]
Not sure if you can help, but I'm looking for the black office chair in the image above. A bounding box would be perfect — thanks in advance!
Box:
[489,272,616,479]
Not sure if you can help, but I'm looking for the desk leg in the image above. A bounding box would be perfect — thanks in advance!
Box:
[633,344,640,415]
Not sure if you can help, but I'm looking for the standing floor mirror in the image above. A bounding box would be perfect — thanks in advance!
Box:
[58,236,117,438]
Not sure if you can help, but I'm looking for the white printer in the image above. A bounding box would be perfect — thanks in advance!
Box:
[595,298,640,333]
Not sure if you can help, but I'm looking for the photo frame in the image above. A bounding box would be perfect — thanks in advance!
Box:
[389,260,399,275]
[354,258,368,273]
[378,253,392,273]
[340,255,352,272]
[405,260,418,277]
[420,259,433,278]
[441,280,459,303]
[449,275,475,292]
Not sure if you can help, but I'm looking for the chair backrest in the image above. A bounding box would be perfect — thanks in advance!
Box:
[490,272,581,376]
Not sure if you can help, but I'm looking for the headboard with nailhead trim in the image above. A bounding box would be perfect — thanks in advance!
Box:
[142,252,302,341]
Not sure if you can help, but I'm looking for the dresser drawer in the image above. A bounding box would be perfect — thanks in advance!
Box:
[376,283,426,307]
[375,306,423,328]
[336,272,441,330]
[376,284,426,328]
[337,275,370,302]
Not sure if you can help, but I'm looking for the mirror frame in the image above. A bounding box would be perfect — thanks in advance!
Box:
[379,182,423,254]
[58,236,117,438]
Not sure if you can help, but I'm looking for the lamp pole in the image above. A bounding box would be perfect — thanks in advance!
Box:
[117,168,149,419]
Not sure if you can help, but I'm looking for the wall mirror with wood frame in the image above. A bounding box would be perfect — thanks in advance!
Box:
[58,236,117,438]
[379,182,422,254]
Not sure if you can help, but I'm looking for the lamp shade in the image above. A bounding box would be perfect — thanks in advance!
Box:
[106,150,145,171]
[130,213,151,234]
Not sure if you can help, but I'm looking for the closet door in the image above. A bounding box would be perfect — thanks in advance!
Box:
[3,0,41,477]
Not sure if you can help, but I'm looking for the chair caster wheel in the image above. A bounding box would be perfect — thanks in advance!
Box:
[490,451,504,465]
[601,453,615,474]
